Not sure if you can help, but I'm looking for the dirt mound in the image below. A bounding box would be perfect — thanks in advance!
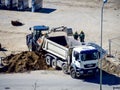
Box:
[101,57,120,77]
[0,51,50,73]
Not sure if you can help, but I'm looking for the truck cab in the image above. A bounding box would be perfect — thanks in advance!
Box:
[70,45,99,78]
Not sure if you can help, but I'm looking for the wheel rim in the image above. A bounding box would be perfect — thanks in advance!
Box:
[46,56,51,65]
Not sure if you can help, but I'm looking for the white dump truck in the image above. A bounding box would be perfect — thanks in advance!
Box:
[26,25,106,78]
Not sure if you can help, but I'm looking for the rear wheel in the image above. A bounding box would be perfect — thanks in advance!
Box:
[45,56,51,66]
[70,68,77,79]
[52,59,57,69]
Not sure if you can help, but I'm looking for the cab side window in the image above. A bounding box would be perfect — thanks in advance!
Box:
[74,51,79,60]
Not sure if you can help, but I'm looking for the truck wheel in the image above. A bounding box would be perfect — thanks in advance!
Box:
[46,56,51,66]
[52,59,57,69]
[62,64,68,74]
[70,68,76,79]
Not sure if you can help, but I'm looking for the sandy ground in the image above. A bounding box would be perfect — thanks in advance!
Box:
[0,70,120,90]
[0,0,120,56]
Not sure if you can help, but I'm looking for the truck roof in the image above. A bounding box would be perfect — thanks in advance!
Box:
[73,45,97,52]
[33,25,49,31]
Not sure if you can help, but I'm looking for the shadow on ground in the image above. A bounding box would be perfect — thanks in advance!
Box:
[36,8,56,14]
[0,48,7,51]
[80,70,120,85]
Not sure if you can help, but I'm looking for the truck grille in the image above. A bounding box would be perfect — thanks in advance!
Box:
[84,64,96,68]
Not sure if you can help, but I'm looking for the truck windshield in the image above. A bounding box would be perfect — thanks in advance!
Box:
[33,30,42,40]
[81,50,98,61]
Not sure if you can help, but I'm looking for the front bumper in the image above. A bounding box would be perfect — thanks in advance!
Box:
[76,67,99,76]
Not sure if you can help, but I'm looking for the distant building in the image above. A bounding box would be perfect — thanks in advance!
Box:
[0,0,43,11]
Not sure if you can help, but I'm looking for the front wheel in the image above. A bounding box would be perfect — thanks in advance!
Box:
[70,68,77,79]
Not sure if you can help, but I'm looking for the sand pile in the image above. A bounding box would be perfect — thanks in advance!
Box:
[102,57,120,77]
[0,51,49,73]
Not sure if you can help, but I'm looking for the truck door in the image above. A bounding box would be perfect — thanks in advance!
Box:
[72,51,81,68]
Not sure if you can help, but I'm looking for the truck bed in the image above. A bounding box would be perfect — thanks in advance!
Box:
[43,36,69,60]
[47,36,68,47]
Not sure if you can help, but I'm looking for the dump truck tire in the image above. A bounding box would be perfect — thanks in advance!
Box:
[70,68,77,79]
[45,56,51,66]
[52,59,57,69]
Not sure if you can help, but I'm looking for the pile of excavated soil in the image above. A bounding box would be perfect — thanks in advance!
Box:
[101,57,120,77]
[0,51,50,73]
